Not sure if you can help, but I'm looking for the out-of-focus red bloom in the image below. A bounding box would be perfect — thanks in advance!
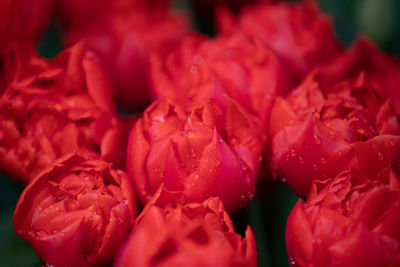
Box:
[115,184,257,267]
[13,153,137,267]
[0,43,116,183]
[286,169,400,266]
[217,0,342,80]
[321,37,400,116]
[57,0,188,110]
[269,71,400,198]
[0,0,52,51]
[127,99,266,212]
[151,32,291,122]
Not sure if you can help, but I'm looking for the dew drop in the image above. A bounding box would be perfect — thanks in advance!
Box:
[258,156,263,163]
[280,176,287,183]
[314,135,322,145]
[290,148,296,158]
[216,160,221,166]
[51,229,59,235]
[190,65,198,73]
[377,151,383,161]
[123,199,128,205]
[320,157,327,164]
[186,130,195,139]
[312,163,320,171]
[389,140,395,146]
[285,154,291,162]
[289,258,296,265]
[194,174,199,180]
[240,195,245,201]
[298,156,305,165]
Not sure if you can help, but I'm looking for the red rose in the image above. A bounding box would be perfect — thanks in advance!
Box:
[127,99,266,212]
[217,0,342,80]
[0,0,51,51]
[269,71,400,198]
[13,153,137,267]
[150,32,291,122]
[321,37,400,116]
[58,0,188,109]
[115,184,257,267]
[0,43,115,183]
[286,169,400,266]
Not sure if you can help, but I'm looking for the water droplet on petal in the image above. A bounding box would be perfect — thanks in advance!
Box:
[240,195,245,201]
[298,156,305,165]
[190,65,198,73]
[314,135,322,145]
[289,258,296,265]
[285,154,291,162]
[389,140,395,146]
[320,157,327,164]
[258,156,263,162]
[312,163,320,171]
[280,176,287,183]
[377,151,383,161]
[290,148,296,158]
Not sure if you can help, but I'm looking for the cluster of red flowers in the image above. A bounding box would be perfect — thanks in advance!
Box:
[1,0,399,266]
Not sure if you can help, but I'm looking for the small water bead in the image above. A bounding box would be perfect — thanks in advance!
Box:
[193,55,203,65]
[290,148,296,158]
[258,156,263,163]
[285,154,291,162]
[280,176,287,183]
[194,174,199,180]
[240,195,246,201]
[289,258,296,265]
[389,140,395,146]
[312,163,320,171]
[320,157,327,164]
[377,151,383,161]
[190,65,198,73]
[186,130,195,139]
[314,135,322,145]
[51,229,59,235]
[298,156,305,165]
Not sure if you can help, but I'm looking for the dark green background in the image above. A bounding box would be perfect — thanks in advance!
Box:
[2,0,399,266]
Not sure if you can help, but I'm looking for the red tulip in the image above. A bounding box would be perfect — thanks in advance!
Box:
[0,43,115,183]
[127,99,266,212]
[13,153,137,267]
[57,0,188,110]
[269,71,400,198]
[217,0,342,80]
[321,37,400,116]
[0,0,52,51]
[286,169,400,266]
[150,32,291,122]
[115,184,257,267]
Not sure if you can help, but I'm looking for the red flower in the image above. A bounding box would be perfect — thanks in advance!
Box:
[151,32,291,122]
[115,184,257,267]
[321,37,400,116]
[0,43,116,183]
[269,71,400,198]
[286,169,400,266]
[57,0,188,109]
[13,153,137,267]
[127,99,266,212]
[0,0,51,51]
[217,0,342,80]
